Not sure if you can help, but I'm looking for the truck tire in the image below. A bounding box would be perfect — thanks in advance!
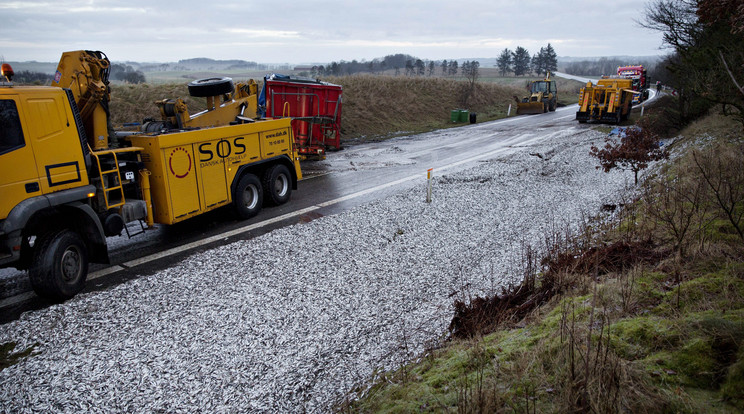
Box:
[542,99,548,113]
[234,173,263,219]
[262,164,292,206]
[549,98,556,112]
[29,230,88,301]
[187,77,235,97]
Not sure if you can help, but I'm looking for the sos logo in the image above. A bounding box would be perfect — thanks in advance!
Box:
[199,137,246,162]
[168,147,192,178]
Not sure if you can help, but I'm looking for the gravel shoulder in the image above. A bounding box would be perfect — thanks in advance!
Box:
[0,126,633,412]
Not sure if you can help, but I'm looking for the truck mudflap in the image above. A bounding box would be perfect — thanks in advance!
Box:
[0,226,22,268]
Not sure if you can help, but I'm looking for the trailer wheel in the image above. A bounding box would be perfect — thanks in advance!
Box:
[262,164,292,206]
[28,230,88,301]
[187,77,235,97]
[234,173,263,219]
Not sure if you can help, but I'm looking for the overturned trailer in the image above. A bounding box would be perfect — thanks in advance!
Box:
[260,74,342,159]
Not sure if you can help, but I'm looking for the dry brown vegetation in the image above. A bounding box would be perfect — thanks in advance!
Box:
[327,75,523,140]
[109,75,524,141]
[109,83,206,126]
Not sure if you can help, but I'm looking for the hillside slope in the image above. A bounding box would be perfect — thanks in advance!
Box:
[109,76,527,141]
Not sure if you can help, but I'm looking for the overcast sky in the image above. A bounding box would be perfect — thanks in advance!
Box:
[1,0,666,64]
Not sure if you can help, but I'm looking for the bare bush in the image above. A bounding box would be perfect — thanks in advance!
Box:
[642,158,713,257]
[692,143,744,241]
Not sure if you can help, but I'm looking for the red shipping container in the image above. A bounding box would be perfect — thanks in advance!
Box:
[262,74,342,159]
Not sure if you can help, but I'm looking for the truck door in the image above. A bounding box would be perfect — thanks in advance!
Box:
[0,97,40,219]
[23,92,88,194]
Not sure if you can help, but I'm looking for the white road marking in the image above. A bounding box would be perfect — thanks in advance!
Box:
[89,265,125,280]
[99,140,537,275]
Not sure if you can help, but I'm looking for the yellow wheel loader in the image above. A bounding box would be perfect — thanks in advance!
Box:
[515,73,557,115]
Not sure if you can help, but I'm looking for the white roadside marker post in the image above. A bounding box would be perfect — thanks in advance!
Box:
[426,168,433,203]
[508,104,512,116]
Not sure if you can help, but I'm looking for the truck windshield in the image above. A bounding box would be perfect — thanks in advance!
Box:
[0,100,25,155]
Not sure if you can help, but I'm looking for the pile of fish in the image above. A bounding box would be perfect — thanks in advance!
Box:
[0,128,634,412]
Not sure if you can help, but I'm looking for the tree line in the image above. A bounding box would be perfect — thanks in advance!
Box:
[10,63,145,85]
[562,57,658,77]
[110,64,145,84]
[310,54,479,78]
[496,43,558,76]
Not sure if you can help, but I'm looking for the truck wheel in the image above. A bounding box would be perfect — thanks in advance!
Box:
[29,230,88,301]
[234,173,263,219]
[187,77,235,97]
[262,164,292,206]
[542,100,548,113]
[549,99,556,112]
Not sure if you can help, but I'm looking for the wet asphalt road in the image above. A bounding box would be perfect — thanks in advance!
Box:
[1,105,582,322]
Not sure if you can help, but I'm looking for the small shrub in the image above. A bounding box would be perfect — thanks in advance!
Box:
[590,127,669,185]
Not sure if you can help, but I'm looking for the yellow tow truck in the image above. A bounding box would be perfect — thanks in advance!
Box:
[0,50,302,300]
[575,77,635,124]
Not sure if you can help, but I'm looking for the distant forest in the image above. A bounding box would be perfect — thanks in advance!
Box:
[562,57,658,77]
[10,71,51,85]
[9,63,146,85]
[309,44,559,78]
[309,54,438,77]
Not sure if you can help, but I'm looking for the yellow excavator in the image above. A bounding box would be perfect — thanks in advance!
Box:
[515,73,557,115]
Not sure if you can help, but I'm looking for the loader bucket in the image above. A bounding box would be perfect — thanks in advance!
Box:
[516,101,545,115]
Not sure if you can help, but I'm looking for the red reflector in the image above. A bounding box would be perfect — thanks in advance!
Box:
[12,245,21,251]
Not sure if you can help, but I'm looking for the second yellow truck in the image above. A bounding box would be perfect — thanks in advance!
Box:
[575,77,635,124]
[0,50,302,300]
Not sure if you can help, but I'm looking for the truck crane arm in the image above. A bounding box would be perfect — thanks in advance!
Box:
[51,50,112,151]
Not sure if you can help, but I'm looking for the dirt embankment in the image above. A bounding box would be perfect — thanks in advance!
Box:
[109,76,524,141]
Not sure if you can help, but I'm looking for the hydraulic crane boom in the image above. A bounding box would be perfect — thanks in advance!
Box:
[51,50,112,151]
